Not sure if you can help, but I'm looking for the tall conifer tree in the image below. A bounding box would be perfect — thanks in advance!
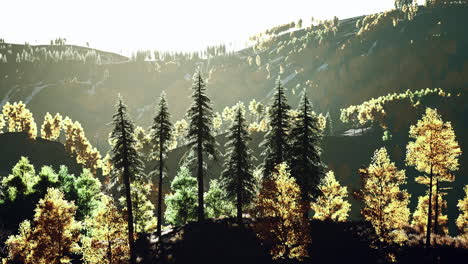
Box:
[151,91,172,238]
[260,78,291,178]
[185,72,217,222]
[289,92,325,202]
[220,105,255,224]
[110,95,143,264]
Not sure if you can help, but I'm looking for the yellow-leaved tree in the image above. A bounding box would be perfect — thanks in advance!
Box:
[406,108,461,249]
[254,163,311,261]
[81,195,129,264]
[62,116,102,174]
[310,170,351,222]
[2,101,37,139]
[412,187,448,236]
[0,113,5,132]
[456,185,468,239]
[4,188,81,264]
[40,112,62,140]
[357,147,410,245]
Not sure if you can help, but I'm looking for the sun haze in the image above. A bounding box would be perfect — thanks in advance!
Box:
[1,0,395,54]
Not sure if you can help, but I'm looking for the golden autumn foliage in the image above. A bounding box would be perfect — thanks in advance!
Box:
[2,101,37,139]
[0,114,5,132]
[134,126,153,160]
[101,153,113,178]
[358,147,410,245]
[81,195,129,264]
[456,186,468,239]
[406,107,461,242]
[62,116,102,174]
[254,163,311,261]
[40,112,62,140]
[340,88,450,128]
[4,188,81,264]
[406,108,461,181]
[310,170,350,222]
[412,187,448,236]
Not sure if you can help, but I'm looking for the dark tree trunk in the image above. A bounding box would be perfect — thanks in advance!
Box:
[197,78,205,222]
[425,166,433,252]
[157,135,163,238]
[197,136,204,222]
[120,110,136,264]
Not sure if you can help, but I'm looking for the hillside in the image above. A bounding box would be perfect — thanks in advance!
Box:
[0,132,82,176]
[0,5,467,154]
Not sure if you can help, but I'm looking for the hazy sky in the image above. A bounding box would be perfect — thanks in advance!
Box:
[1,0,402,55]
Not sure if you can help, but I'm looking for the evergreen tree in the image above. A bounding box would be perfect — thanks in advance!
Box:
[185,72,217,222]
[220,105,255,224]
[35,166,59,199]
[289,92,325,202]
[164,167,198,226]
[109,95,143,264]
[151,91,172,237]
[0,157,39,229]
[260,78,291,179]
[75,169,102,220]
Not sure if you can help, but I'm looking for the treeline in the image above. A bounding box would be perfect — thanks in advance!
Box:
[130,44,236,63]
[0,102,103,175]
[0,72,467,263]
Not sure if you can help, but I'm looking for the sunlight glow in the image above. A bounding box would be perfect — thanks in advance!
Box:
[1,0,395,54]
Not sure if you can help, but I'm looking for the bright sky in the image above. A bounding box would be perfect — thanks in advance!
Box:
[1,0,400,55]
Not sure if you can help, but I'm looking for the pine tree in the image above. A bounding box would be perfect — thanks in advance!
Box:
[75,169,102,220]
[164,167,198,226]
[406,108,461,250]
[220,105,255,224]
[81,195,129,264]
[254,163,311,261]
[109,95,143,264]
[310,171,350,222]
[185,72,217,222]
[4,188,81,264]
[456,185,468,239]
[289,92,325,202]
[358,148,410,245]
[35,166,59,199]
[0,157,39,229]
[151,91,172,237]
[261,78,291,179]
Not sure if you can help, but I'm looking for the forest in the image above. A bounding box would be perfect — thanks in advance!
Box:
[1,1,468,264]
